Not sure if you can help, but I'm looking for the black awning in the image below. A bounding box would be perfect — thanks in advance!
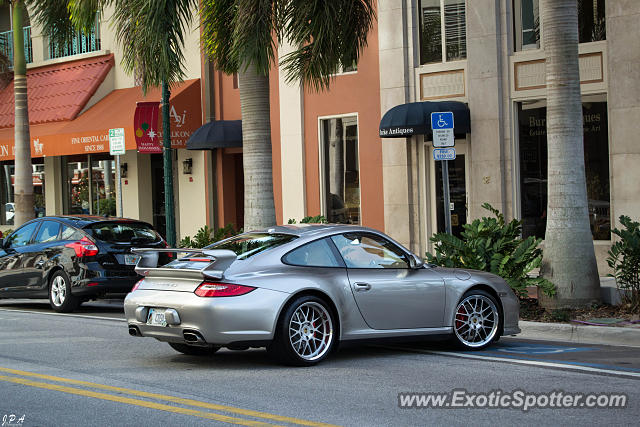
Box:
[186,120,242,150]
[379,101,470,138]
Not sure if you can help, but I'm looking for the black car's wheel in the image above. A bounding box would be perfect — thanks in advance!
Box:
[268,295,337,366]
[451,289,501,350]
[168,343,220,356]
[49,270,80,313]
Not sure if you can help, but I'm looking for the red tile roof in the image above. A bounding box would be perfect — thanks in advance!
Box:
[0,54,114,128]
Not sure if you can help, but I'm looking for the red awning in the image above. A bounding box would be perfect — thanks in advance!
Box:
[0,54,115,128]
[0,79,202,160]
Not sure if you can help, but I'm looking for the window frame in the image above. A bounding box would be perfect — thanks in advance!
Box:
[33,220,63,244]
[418,0,468,65]
[513,0,541,52]
[330,232,413,270]
[5,220,40,248]
[281,237,346,268]
[317,113,361,224]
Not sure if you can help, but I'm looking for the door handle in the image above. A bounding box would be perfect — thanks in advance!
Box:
[353,282,371,292]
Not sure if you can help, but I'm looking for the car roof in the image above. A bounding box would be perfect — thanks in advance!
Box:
[250,224,385,238]
[40,215,152,228]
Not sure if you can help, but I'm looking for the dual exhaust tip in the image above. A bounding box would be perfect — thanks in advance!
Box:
[128,325,207,346]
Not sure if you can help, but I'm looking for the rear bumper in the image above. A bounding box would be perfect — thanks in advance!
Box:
[124,287,290,346]
[71,277,138,296]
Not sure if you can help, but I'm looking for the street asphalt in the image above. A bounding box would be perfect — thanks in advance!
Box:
[0,300,638,426]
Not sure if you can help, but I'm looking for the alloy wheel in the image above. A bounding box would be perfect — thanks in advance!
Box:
[454,294,499,348]
[288,302,334,361]
[50,276,66,307]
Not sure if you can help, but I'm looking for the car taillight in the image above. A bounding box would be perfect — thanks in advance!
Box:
[163,241,174,258]
[131,279,144,292]
[65,236,99,257]
[194,282,255,297]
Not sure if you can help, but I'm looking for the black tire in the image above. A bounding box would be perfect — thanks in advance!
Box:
[49,270,80,313]
[267,295,338,366]
[451,289,502,350]
[168,342,220,356]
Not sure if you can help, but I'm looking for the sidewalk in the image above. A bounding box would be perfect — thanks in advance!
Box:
[514,320,640,348]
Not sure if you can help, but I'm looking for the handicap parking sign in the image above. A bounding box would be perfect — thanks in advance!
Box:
[431,112,454,130]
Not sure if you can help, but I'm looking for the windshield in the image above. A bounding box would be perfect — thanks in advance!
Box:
[205,233,297,260]
[84,222,162,244]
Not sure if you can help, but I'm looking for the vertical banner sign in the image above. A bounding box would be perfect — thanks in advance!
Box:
[134,101,162,153]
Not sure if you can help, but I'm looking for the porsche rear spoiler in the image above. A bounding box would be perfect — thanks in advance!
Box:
[131,248,237,280]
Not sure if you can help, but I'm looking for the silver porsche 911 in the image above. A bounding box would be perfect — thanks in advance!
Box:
[125,225,520,366]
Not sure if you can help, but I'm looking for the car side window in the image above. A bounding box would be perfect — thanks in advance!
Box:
[33,221,61,244]
[282,238,343,267]
[61,225,83,241]
[6,221,39,248]
[330,233,410,269]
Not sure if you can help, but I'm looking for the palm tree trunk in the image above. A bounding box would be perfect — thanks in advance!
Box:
[238,64,276,230]
[12,0,34,226]
[539,0,600,308]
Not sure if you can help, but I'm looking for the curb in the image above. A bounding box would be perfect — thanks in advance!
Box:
[513,320,640,348]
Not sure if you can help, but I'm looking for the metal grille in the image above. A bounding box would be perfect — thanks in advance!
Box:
[0,26,33,68]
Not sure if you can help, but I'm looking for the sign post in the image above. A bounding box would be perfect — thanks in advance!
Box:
[430,112,455,235]
[109,128,126,218]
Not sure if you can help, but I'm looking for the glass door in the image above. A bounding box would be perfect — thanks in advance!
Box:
[429,141,468,238]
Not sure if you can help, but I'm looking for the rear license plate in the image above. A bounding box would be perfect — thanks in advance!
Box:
[124,254,141,265]
[147,308,167,327]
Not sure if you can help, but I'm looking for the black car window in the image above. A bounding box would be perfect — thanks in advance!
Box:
[33,221,61,244]
[6,221,39,248]
[205,233,297,260]
[283,238,343,267]
[330,233,410,269]
[84,222,162,244]
[61,225,84,241]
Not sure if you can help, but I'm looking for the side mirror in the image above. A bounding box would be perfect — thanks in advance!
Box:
[408,253,425,269]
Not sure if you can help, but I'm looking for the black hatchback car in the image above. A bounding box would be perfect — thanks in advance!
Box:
[0,216,169,312]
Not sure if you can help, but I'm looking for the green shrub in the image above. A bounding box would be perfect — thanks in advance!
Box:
[607,215,640,311]
[425,203,555,298]
[179,224,241,249]
[288,215,328,224]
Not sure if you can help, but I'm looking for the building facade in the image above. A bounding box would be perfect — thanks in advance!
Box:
[204,0,636,275]
[0,3,207,240]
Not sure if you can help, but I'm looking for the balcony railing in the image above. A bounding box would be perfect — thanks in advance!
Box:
[0,26,33,68]
[48,16,101,60]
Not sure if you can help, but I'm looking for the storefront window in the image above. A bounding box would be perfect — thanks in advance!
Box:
[320,116,360,224]
[63,155,116,216]
[419,0,466,64]
[514,0,540,51]
[0,160,45,225]
[514,0,605,50]
[518,99,610,240]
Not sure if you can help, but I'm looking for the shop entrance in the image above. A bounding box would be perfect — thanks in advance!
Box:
[150,154,166,238]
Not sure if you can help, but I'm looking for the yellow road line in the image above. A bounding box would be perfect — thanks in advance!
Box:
[0,367,338,427]
[0,374,274,426]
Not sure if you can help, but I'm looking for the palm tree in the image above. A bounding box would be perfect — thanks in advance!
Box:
[201,0,375,231]
[539,0,600,308]
[1,0,34,226]
[35,0,376,232]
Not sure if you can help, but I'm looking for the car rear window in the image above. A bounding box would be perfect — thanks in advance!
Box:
[205,233,297,260]
[84,222,162,244]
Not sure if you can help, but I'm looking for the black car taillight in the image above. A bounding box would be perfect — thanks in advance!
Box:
[65,236,99,257]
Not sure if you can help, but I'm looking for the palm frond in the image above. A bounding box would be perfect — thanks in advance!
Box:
[280,0,375,91]
[231,0,278,75]
[26,0,77,48]
[68,0,110,32]
[200,0,238,74]
[112,0,198,92]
